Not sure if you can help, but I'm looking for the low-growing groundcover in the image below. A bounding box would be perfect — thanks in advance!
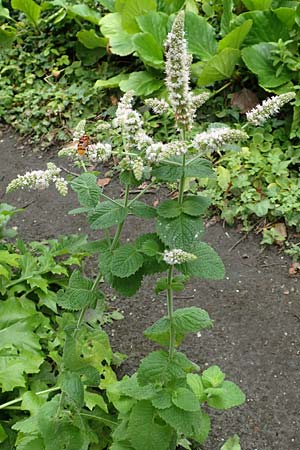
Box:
[1,126,300,450]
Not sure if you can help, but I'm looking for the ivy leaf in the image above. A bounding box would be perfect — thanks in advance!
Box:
[220,434,241,450]
[179,242,225,280]
[129,201,157,218]
[156,213,204,251]
[182,195,211,217]
[111,244,144,278]
[127,401,172,450]
[157,199,181,218]
[171,387,200,412]
[202,365,225,388]
[56,270,101,311]
[88,201,128,230]
[206,381,246,410]
[70,173,101,208]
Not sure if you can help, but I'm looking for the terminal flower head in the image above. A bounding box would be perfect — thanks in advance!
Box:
[163,249,197,265]
[193,127,248,154]
[246,92,295,126]
[6,162,68,196]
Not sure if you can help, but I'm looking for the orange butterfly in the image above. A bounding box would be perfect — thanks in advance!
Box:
[77,134,89,156]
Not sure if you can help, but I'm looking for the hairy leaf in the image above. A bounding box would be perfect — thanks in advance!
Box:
[220,434,241,450]
[70,173,101,208]
[60,371,84,407]
[129,201,156,218]
[206,381,245,410]
[157,404,202,437]
[171,387,200,412]
[157,200,181,218]
[156,213,204,251]
[179,242,225,280]
[111,270,143,297]
[56,270,101,311]
[111,244,144,278]
[202,365,225,388]
[182,195,211,216]
[88,201,128,229]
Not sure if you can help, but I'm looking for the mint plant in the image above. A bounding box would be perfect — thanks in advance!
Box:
[5,10,296,450]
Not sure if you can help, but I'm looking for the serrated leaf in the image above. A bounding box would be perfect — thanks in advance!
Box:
[140,239,160,256]
[157,404,202,437]
[186,374,205,402]
[156,214,204,251]
[129,201,156,218]
[172,387,200,412]
[137,351,186,386]
[84,391,108,412]
[70,173,101,208]
[202,365,225,388]
[151,391,172,409]
[60,371,84,407]
[127,401,172,450]
[111,244,144,278]
[152,163,182,182]
[182,195,211,216]
[220,434,241,450]
[116,374,157,400]
[179,242,225,280]
[206,380,245,410]
[185,158,215,178]
[111,270,143,297]
[0,250,20,267]
[157,200,181,218]
[56,270,100,311]
[88,201,128,229]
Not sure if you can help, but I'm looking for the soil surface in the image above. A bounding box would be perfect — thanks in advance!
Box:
[1,126,300,450]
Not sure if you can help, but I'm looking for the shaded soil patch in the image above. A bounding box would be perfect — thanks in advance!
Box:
[1,126,300,450]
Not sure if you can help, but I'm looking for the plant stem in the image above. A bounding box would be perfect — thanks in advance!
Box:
[0,387,60,410]
[178,153,186,206]
[167,265,175,360]
[110,183,130,251]
[127,181,155,207]
[75,271,103,334]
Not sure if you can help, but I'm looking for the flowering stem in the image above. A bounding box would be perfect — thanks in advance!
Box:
[111,183,130,251]
[167,265,175,360]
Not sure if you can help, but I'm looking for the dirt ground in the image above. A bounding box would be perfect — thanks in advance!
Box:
[1,126,300,450]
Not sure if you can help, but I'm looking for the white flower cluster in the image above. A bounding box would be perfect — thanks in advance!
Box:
[193,127,248,154]
[246,92,295,126]
[146,141,188,162]
[87,143,112,163]
[165,12,196,130]
[72,119,86,140]
[163,248,197,265]
[6,162,68,196]
[144,98,170,115]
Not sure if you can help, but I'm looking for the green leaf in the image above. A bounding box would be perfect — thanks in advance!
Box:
[95,73,130,90]
[157,404,202,437]
[186,374,205,402]
[70,173,101,208]
[218,20,252,52]
[121,0,157,34]
[157,0,185,14]
[88,201,128,229]
[129,201,156,218]
[76,29,107,49]
[237,11,289,45]
[151,391,172,409]
[152,163,182,182]
[116,374,157,400]
[220,434,241,450]
[75,42,105,65]
[60,371,84,407]
[111,270,143,297]
[137,11,168,47]
[133,33,164,69]
[248,198,270,217]
[68,4,101,24]
[0,26,16,48]
[137,351,187,385]
[185,158,215,178]
[0,1,12,20]
[182,195,211,216]
[242,43,292,89]
[185,11,217,60]
[171,387,200,412]
[127,401,172,450]
[11,0,41,27]
[202,365,225,388]
[84,391,108,412]
[100,12,135,56]
[179,242,225,280]
[206,381,246,410]
[220,0,234,35]
[173,307,212,335]
[157,199,181,218]
[119,71,164,96]
[197,48,240,86]
[274,7,295,28]
[56,270,100,311]
[0,249,20,267]
[111,244,144,278]
[156,213,204,251]
[242,0,272,10]
[139,239,160,256]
